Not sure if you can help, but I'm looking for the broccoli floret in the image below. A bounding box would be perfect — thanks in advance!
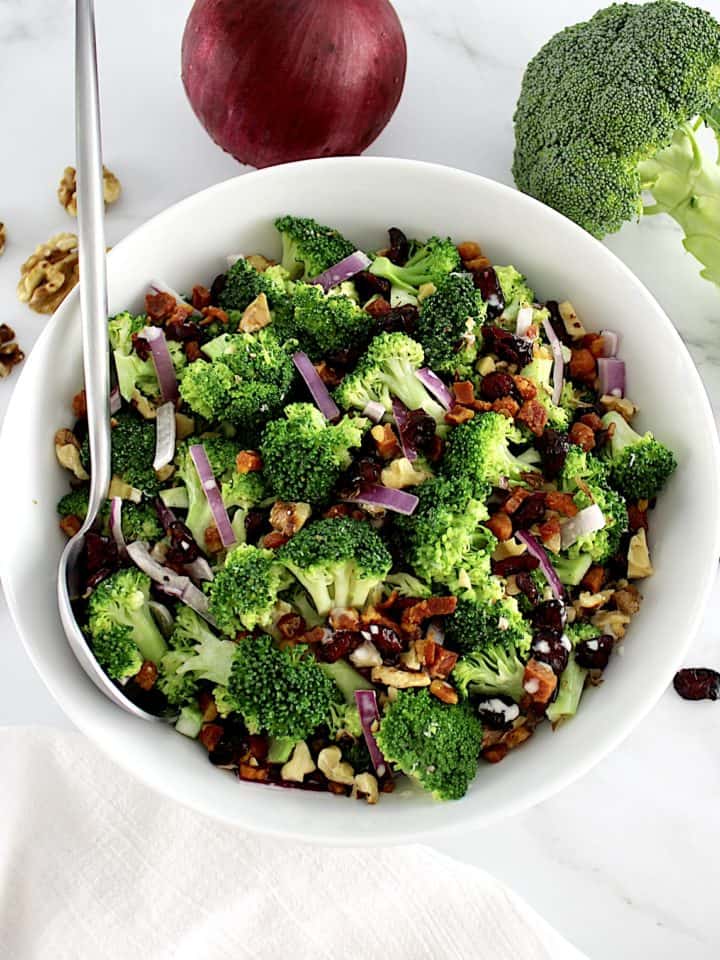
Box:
[217,256,293,314]
[227,634,335,740]
[600,411,677,500]
[109,311,186,402]
[173,631,238,687]
[207,543,294,634]
[174,438,239,549]
[87,569,167,670]
[170,605,219,650]
[551,553,593,587]
[157,648,200,706]
[442,411,539,495]
[90,625,144,681]
[369,237,461,294]
[376,689,483,800]
[384,571,432,598]
[260,403,367,503]
[453,644,527,703]
[119,501,163,542]
[393,477,497,595]
[83,409,160,496]
[545,622,599,725]
[221,469,267,542]
[445,596,532,658]
[416,272,485,377]
[57,487,90,520]
[275,215,356,280]
[519,355,570,431]
[275,282,375,360]
[559,445,629,563]
[496,265,535,323]
[334,332,447,427]
[279,517,392,616]
[512,1,720,285]
[320,659,373,738]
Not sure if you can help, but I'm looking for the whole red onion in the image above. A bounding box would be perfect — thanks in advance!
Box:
[182,0,407,169]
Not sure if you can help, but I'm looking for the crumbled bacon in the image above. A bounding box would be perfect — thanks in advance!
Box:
[452,380,476,405]
[545,491,578,517]
[569,421,596,452]
[145,290,176,323]
[516,398,548,436]
[236,450,263,473]
[191,284,212,310]
[444,405,475,425]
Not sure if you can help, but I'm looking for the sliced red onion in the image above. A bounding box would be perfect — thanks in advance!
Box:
[600,330,620,357]
[109,385,122,414]
[391,398,418,462]
[542,318,564,405]
[515,530,566,603]
[560,503,606,550]
[149,278,201,317]
[185,556,215,582]
[153,401,177,470]
[598,358,626,398]
[310,251,372,292]
[354,689,388,779]
[362,401,386,423]
[189,444,236,549]
[143,326,178,404]
[343,483,419,516]
[154,496,176,532]
[515,304,534,338]
[292,351,340,421]
[126,541,216,625]
[109,497,128,560]
[415,367,453,410]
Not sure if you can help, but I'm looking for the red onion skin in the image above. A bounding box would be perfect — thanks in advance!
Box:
[181,0,407,168]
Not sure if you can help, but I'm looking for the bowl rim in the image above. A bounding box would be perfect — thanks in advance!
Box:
[2,155,719,844]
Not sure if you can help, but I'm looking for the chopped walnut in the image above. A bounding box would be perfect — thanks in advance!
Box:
[600,395,637,420]
[429,679,459,704]
[591,609,631,639]
[381,457,431,489]
[240,292,271,332]
[155,464,175,483]
[269,501,311,537]
[614,585,642,616]
[558,300,586,339]
[0,222,5,256]
[17,233,79,314]
[627,528,653,580]
[317,746,355,785]
[54,428,88,479]
[0,325,24,378]
[575,589,614,611]
[108,475,142,502]
[130,389,157,420]
[57,165,121,216]
[492,537,527,562]
[281,741,316,782]
[352,772,379,804]
[245,254,275,273]
[371,423,401,459]
[417,282,437,302]
[370,665,430,688]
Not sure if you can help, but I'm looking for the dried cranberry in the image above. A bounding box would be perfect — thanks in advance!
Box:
[404,409,437,453]
[491,553,540,577]
[530,599,567,634]
[512,492,547,530]
[479,371,520,402]
[386,227,410,265]
[515,572,540,606]
[318,630,363,663]
[361,622,403,655]
[354,270,391,304]
[536,428,571,479]
[575,634,614,671]
[165,319,203,343]
[209,273,227,306]
[82,533,120,591]
[326,346,362,369]
[545,300,573,346]
[339,456,383,496]
[481,324,534,367]
[476,695,520,730]
[377,303,419,335]
[472,267,505,320]
[531,629,570,675]
[244,509,266,545]
[166,520,200,564]
[673,668,720,701]
[132,334,151,360]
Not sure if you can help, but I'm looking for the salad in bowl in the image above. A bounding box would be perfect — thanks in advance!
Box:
[54,215,676,805]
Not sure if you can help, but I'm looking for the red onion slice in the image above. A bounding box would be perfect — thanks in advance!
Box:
[143,326,178,404]
[391,398,418,462]
[149,278,201,317]
[541,318,564,405]
[109,497,128,560]
[185,556,215,582]
[126,541,216,625]
[415,367,453,411]
[292,351,340,421]
[600,330,620,357]
[362,401,386,423]
[515,304,534,338]
[354,689,388,779]
[515,530,566,603]
[597,358,626,398]
[560,503,606,550]
[343,482,419,516]
[109,385,122,414]
[310,251,372,292]
[153,401,177,470]
[189,444,237,549]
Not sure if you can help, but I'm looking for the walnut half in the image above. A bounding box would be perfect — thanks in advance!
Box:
[17,233,79,314]
[0,324,24,378]
[58,165,121,217]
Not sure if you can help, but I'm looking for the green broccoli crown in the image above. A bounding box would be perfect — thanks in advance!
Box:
[108,311,146,353]
[445,596,532,658]
[119,501,163,542]
[368,236,461,294]
[170,606,221,650]
[218,256,292,313]
[442,411,536,494]
[496,265,535,323]
[221,469,266,511]
[453,644,527,703]
[57,487,90,519]
[274,215,356,280]
[334,332,446,424]
[109,311,186,402]
[87,568,167,665]
[601,411,677,499]
[560,444,629,563]
[227,634,335,740]
[260,403,367,503]
[279,281,374,360]
[174,630,238,688]
[157,648,200,706]
[566,621,603,644]
[559,445,610,490]
[376,689,483,801]
[85,409,159,495]
[416,272,484,376]
[279,517,392,615]
[513,1,720,237]
[394,476,496,593]
[207,543,293,634]
[89,624,144,681]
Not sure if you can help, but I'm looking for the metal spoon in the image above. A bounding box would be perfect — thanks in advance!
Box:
[57,0,162,721]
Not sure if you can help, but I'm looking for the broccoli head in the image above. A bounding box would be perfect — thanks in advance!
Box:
[260,403,367,503]
[109,310,187,403]
[453,644,528,704]
[376,689,483,800]
[90,626,144,682]
[416,272,485,377]
[57,487,90,521]
[157,648,200,707]
[368,236,461,294]
[57,491,162,542]
[600,411,677,500]
[217,256,293,314]
[442,411,539,495]
[275,215,356,280]
[86,568,167,669]
[445,596,532,658]
[276,281,375,360]
[279,517,392,615]
[513,1,720,285]
[84,409,159,496]
[496,265,535,324]
[227,634,335,740]
[207,543,294,634]
[560,445,629,564]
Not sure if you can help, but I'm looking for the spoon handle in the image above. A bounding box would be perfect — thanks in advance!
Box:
[76,0,111,525]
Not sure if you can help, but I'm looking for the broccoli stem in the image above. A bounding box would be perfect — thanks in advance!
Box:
[546,657,588,726]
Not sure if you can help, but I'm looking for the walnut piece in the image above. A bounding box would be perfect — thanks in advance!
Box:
[380,456,431,489]
[269,501,312,537]
[240,292,271,332]
[352,772,379,804]
[281,741,316,783]
[0,222,5,256]
[371,665,430,688]
[17,233,79,314]
[317,746,355,785]
[0,324,24,378]
[600,394,637,420]
[54,428,88,479]
[627,528,654,579]
[58,165,121,217]
[591,609,631,639]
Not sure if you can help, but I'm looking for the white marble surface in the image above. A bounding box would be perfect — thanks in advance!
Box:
[1,1,720,956]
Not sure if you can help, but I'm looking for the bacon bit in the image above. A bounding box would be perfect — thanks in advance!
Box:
[424,644,459,680]
[581,565,606,594]
[200,305,229,327]
[569,421,596,452]
[262,531,289,550]
[204,524,223,553]
[323,503,366,521]
[516,398,548,436]
[467,397,493,412]
[236,450,263,473]
[184,340,203,363]
[364,297,391,318]
[503,487,530,514]
[299,626,328,646]
[191,284,212,310]
[145,290,176,323]
[491,396,520,420]
[465,255,492,272]
[425,434,445,463]
[537,516,561,548]
[482,744,508,764]
[429,679,459,704]
[545,491,578,517]
[628,503,649,532]
[371,423,401,459]
[401,596,457,632]
[452,380,476,405]
[238,762,269,782]
[580,411,603,432]
[199,723,224,753]
[522,659,557,706]
[513,375,537,401]
[486,511,513,541]
[582,333,606,358]
[569,348,597,383]
[375,590,400,612]
[444,405,475,425]
[197,689,217,722]
[59,515,82,538]
[71,389,87,419]
[326,780,349,795]
[457,241,483,261]
[277,613,307,640]
[314,361,342,387]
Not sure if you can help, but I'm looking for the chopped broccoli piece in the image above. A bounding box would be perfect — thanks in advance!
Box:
[496,265,535,323]
[376,689,483,800]
[320,659,373,737]
[416,272,485,377]
[559,446,628,563]
[83,409,160,496]
[217,256,293,315]
[174,631,238,687]
[175,704,204,738]
[600,411,677,500]
[551,553,593,586]
[86,568,167,671]
[384,571,433,598]
[90,625,144,681]
[207,543,294,634]
[368,237,461,294]
[275,215,356,280]
[445,596,532,658]
[453,644,527,704]
[170,606,220,651]
[442,411,539,495]
[275,281,375,360]
[117,501,163,542]
[220,469,267,543]
[57,487,90,520]
[157,648,199,706]
[545,622,598,725]
[109,311,186,402]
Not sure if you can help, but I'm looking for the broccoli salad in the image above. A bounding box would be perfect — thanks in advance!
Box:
[55,217,677,804]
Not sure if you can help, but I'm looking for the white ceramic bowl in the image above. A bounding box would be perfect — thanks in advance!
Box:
[2,158,718,845]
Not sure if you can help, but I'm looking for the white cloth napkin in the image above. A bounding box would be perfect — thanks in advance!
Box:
[0,727,586,960]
